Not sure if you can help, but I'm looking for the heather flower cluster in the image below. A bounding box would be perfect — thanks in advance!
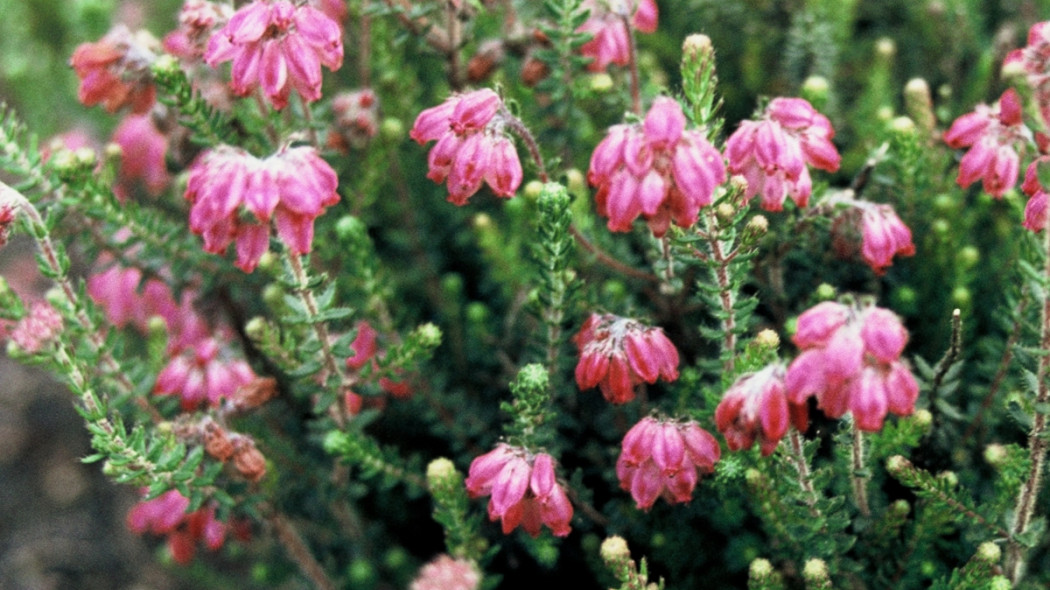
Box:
[70,24,159,114]
[573,313,680,404]
[410,89,523,204]
[204,0,343,109]
[465,444,573,537]
[578,0,658,72]
[726,97,841,211]
[343,320,412,415]
[786,301,919,431]
[9,301,63,354]
[588,96,726,236]
[1004,21,1050,127]
[829,196,915,274]
[616,417,721,510]
[943,89,1030,198]
[126,489,227,564]
[185,145,340,272]
[409,555,481,590]
[715,363,808,456]
[1022,157,1050,232]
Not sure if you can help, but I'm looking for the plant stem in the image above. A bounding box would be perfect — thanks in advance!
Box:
[620,14,641,116]
[569,225,660,283]
[503,113,549,182]
[851,424,871,517]
[702,208,738,375]
[1005,219,1050,582]
[268,509,337,590]
[787,429,822,519]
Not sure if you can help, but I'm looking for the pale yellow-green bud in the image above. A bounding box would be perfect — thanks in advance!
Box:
[904,78,931,102]
[746,214,769,235]
[380,117,404,141]
[146,315,167,337]
[988,575,1012,590]
[815,283,837,301]
[425,457,459,488]
[74,147,97,168]
[937,470,958,487]
[802,75,830,109]
[976,541,1001,563]
[682,33,713,59]
[890,116,916,134]
[244,316,269,342]
[257,251,277,272]
[749,557,775,579]
[151,53,179,77]
[524,180,545,200]
[600,535,631,563]
[716,202,735,222]
[729,174,749,193]
[414,322,443,349]
[886,455,909,475]
[889,499,910,518]
[754,329,780,349]
[590,73,614,93]
[876,38,897,59]
[104,142,123,162]
[803,558,830,583]
[1002,58,1027,81]
[473,213,493,230]
[911,409,933,430]
[744,468,764,486]
[984,443,1008,468]
[877,106,895,122]
[565,168,587,197]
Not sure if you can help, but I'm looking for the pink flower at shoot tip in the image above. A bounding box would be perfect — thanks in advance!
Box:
[588,96,726,236]
[716,363,809,456]
[465,444,573,537]
[204,0,343,109]
[577,0,659,72]
[573,313,680,404]
[70,24,158,114]
[725,97,840,211]
[943,88,1030,198]
[127,489,227,565]
[616,417,720,510]
[411,89,523,204]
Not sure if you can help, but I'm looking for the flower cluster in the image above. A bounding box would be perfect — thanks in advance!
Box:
[1004,21,1050,127]
[943,88,1030,198]
[1022,157,1050,232]
[578,0,658,72]
[409,555,481,590]
[786,301,919,431]
[588,97,726,236]
[163,0,233,61]
[410,89,523,204]
[205,0,343,109]
[197,418,268,482]
[715,363,809,456]
[343,320,412,415]
[70,24,159,114]
[616,417,721,510]
[9,301,63,354]
[126,489,227,564]
[829,196,915,274]
[185,145,339,272]
[726,97,841,211]
[112,113,170,197]
[573,313,680,404]
[328,89,380,151]
[465,444,573,537]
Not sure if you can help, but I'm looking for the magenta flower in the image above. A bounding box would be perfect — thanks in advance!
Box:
[616,417,720,510]
[70,25,158,114]
[163,0,233,61]
[185,145,339,272]
[9,301,63,354]
[1004,21,1050,127]
[112,114,170,197]
[715,363,809,456]
[830,198,915,274]
[578,0,658,72]
[1023,157,1050,232]
[329,89,380,150]
[127,489,227,565]
[573,312,679,404]
[465,444,573,537]
[726,97,840,211]
[155,336,257,410]
[204,0,343,109]
[410,555,480,590]
[411,89,523,204]
[588,97,725,236]
[786,301,919,431]
[944,89,1030,198]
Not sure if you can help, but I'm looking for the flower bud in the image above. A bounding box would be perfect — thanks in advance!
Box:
[984,443,1008,467]
[232,438,266,482]
[203,421,234,461]
[600,535,631,564]
[425,457,460,488]
[746,214,769,235]
[976,541,1001,563]
[886,455,909,475]
[754,329,780,349]
[589,73,614,92]
[231,377,278,411]
[803,558,831,586]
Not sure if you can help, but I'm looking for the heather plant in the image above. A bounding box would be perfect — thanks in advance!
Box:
[4,1,1050,590]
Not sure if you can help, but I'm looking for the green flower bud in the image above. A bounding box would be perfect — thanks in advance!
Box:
[976,541,1001,563]
[524,180,545,200]
[989,575,1012,590]
[754,329,780,350]
[802,558,830,584]
[815,283,837,301]
[380,117,404,141]
[749,557,775,579]
[682,33,713,60]
[600,535,631,563]
[413,322,442,349]
[426,457,460,488]
[590,73,614,92]
[984,443,1008,468]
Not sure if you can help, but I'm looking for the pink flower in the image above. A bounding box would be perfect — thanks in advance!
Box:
[1022,157,1050,232]
[786,301,919,431]
[113,114,170,197]
[155,336,257,410]
[616,417,720,510]
[465,444,574,537]
[588,97,725,236]
[204,0,343,109]
[344,320,413,405]
[726,97,840,211]
[573,313,679,404]
[715,363,809,456]
[328,89,380,151]
[830,197,915,274]
[944,89,1030,198]
[70,25,158,114]
[410,555,481,590]
[185,145,339,272]
[1003,22,1050,127]
[410,89,523,204]
[163,0,233,61]
[0,193,15,249]
[578,0,658,72]
[9,301,63,354]
[127,489,227,564]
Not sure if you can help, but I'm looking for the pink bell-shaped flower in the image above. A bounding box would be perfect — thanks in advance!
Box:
[573,313,679,404]
[944,89,1030,198]
[411,89,523,204]
[786,301,920,431]
[577,0,659,72]
[588,97,725,236]
[715,363,809,456]
[725,97,840,211]
[465,444,573,537]
[616,417,720,510]
[204,0,343,109]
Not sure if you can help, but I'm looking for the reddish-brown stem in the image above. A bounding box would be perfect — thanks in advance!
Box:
[703,208,737,374]
[620,14,641,116]
[569,225,659,283]
[382,0,452,53]
[268,509,337,590]
[357,6,372,87]
[851,424,871,517]
[787,429,821,519]
[503,113,549,182]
